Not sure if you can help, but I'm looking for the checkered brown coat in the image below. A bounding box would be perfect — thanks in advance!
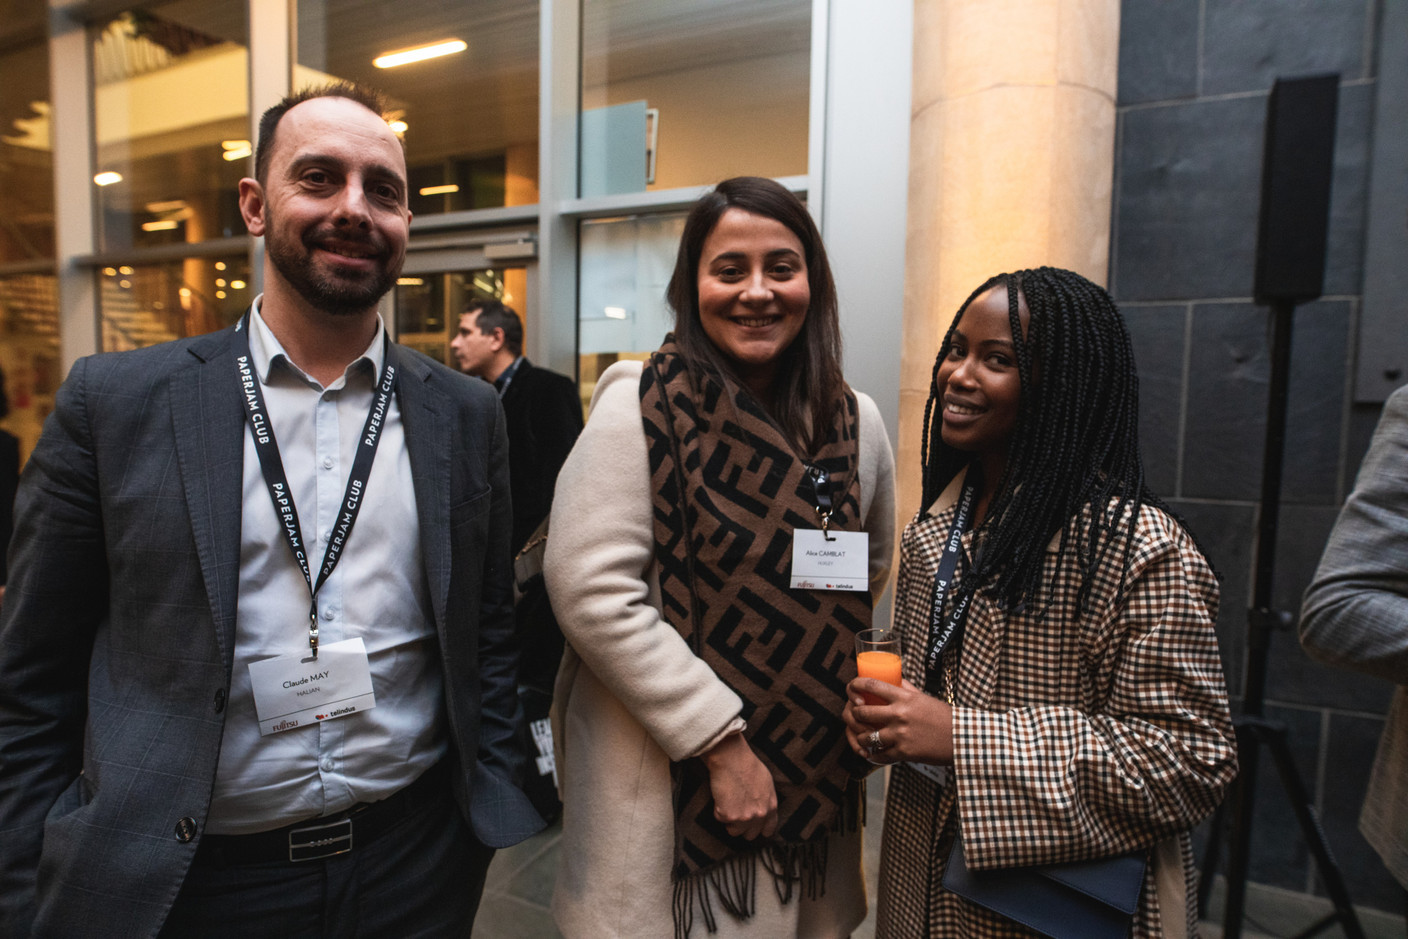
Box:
[876,482,1237,938]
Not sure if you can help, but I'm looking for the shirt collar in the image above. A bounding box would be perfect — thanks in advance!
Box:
[494,355,526,395]
[247,295,386,388]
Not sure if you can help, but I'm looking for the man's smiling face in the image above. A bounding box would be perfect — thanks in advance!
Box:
[245,95,411,317]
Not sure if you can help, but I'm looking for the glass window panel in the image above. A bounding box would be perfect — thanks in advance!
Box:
[1,13,55,265]
[90,1,251,253]
[99,254,250,351]
[580,0,810,196]
[0,274,61,463]
[297,0,539,216]
[395,267,527,368]
[576,213,684,397]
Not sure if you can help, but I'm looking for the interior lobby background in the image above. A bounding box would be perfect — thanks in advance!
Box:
[1,0,1404,918]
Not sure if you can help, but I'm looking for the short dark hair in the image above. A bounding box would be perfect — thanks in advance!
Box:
[665,176,843,452]
[254,81,391,186]
[467,299,524,357]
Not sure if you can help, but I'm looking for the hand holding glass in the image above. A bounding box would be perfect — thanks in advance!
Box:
[854,629,902,705]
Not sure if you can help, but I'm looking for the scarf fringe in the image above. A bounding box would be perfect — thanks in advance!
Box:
[672,830,848,939]
[669,777,867,937]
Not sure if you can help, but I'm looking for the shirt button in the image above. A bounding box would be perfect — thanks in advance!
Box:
[175,817,197,843]
[213,688,226,713]
[320,757,335,773]
[323,457,334,470]
[322,608,335,621]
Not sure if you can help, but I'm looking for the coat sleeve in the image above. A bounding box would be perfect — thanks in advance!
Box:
[0,358,108,938]
[953,511,1237,868]
[854,391,896,602]
[1300,386,1408,684]
[465,386,547,845]
[544,363,743,762]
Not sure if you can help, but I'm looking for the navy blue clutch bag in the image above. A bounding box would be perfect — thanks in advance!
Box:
[942,834,1148,939]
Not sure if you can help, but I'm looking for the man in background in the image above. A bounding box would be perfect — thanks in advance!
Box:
[450,299,583,555]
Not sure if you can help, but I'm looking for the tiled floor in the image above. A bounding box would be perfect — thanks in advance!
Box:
[471,770,1403,939]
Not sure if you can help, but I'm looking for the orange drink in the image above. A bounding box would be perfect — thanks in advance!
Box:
[856,651,903,704]
[854,628,902,705]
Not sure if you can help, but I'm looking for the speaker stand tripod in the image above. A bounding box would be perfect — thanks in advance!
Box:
[1196,299,1365,939]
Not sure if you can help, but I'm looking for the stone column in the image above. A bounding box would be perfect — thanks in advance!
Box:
[898,0,1121,518]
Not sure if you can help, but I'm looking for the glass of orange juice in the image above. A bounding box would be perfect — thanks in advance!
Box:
[854,628,902,705]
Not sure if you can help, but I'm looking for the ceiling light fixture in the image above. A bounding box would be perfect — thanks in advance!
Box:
[418,184,459,196]
[374,39,466,69]
[94,171,123,186]
[388,120,409,134]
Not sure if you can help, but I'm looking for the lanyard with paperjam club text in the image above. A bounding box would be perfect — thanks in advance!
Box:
[232,313,397,659]
[922,468,980,696]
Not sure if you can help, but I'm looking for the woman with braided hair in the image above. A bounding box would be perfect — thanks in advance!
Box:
[545,176,895,938]
[843,268,1236,937]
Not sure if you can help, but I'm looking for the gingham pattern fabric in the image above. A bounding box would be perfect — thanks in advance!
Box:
[875,493,1237,938]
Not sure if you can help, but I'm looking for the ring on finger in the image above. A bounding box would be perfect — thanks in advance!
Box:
[868,730,884,752]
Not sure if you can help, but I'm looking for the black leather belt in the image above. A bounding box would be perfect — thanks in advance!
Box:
[196,760,450,865]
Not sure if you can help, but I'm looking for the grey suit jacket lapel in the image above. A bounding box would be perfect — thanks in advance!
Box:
[171,326,247,665]
[392,344,451,632]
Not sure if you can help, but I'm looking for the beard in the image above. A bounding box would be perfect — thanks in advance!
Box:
[265,222,403,317]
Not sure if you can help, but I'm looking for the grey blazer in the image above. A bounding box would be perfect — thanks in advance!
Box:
[0,322,544,938]
[1301,384,1408,889]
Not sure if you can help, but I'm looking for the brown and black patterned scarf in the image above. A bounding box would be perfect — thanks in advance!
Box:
[640,339,873,938]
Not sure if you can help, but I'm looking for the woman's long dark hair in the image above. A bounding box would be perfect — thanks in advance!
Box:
[665,176,843,453]
[921,267,1192,613]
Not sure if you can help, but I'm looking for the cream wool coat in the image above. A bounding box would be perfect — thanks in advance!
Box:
[545,361,896,939]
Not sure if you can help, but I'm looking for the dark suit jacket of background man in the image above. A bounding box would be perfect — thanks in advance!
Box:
[500,358,582,555]
[0,321,543,938]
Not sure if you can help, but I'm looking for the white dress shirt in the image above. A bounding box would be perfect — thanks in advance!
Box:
[205,301,445,835]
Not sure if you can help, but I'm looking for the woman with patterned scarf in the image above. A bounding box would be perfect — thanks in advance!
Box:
[843,268,1237,937]
[545,176,896,938]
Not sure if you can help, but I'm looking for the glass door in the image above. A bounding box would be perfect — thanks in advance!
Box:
[393,265,529,370]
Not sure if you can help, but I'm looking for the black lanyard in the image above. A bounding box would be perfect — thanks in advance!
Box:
[232,314,397,659]
[922,471,980,695]
[803,464,838,539]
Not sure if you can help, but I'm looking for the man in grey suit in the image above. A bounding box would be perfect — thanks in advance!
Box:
[1301,384,1408,892]
[0,82,542,938]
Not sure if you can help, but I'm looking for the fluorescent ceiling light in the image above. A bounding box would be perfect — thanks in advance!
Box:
[388,120,408,134]
[141,220,180,231]
[223,145,252,162]
[419,184,459,196]
[94,171,122,186]
[396,277,425,286]
[374,39,467,69]
[604,306,628,320]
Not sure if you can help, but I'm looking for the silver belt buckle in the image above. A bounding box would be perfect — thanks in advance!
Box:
[288,817,353,862]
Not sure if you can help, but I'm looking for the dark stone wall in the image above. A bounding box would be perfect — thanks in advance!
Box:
[1113,0,1398,913]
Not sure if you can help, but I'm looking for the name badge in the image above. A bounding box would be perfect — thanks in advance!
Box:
[248,637,377,736]
[905,761,949,785]
[790,529,870,591]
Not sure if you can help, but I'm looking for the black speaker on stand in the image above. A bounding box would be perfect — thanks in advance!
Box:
[1195,73,1365,939]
